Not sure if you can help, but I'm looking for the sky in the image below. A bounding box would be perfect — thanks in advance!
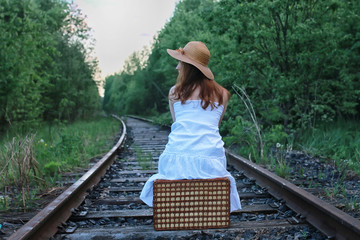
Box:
[73,0,179,95]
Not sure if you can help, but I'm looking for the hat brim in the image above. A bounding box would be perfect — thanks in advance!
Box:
[167,49,214,80]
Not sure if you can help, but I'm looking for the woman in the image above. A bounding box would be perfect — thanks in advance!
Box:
[140,41,241,212]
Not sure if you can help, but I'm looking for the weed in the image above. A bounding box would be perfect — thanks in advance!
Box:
[223,116,262,163]
[341,185,347,198]
[298,167,305,176]
[317,171,323,181]
[134,146,154,170]
[44,161,62,176]
[307,179,314,188]
[45,173,61,187]
[274,143,291,178]
[324,180,345,200]
[0,134,41,211]
[0,194,10,211]
[345,197,360,212]
[275,159,291,178]
[269,155,277,169]
[300,230,308,238]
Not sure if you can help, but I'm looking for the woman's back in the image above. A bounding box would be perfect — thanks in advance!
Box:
[169,84,229,125]
[174,100,223,127]
[165,99,225,158]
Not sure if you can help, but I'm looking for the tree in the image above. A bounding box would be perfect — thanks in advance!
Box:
[0,0,101,132]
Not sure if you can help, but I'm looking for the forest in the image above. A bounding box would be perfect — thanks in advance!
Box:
[103,0,359,168]
[0,0,105,210]
[0,0,101,133]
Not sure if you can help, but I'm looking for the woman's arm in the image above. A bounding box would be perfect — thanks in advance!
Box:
[169,86,176,122]
[219,88,230,126]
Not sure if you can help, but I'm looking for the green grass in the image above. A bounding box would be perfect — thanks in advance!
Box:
[296,119,360,174]
[33,117,121,174]
[0,117,121,175]
[0,116,121,210]
[134,146,155,170]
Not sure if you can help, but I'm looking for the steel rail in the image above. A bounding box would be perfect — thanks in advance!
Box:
[226,150,360,240]
[8,115,126,240]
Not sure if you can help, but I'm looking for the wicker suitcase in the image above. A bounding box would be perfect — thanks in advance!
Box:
[153,177,230,231]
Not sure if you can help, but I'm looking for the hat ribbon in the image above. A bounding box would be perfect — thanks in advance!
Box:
[176,48,184,55]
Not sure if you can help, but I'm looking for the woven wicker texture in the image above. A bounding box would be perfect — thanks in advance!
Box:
[153,177,230,231]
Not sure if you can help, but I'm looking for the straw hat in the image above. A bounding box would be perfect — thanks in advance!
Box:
[167,41,214,80]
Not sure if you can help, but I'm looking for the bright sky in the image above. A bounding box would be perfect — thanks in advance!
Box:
[73,0,178,95]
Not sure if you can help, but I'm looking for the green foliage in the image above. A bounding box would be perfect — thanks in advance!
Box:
[0,0,101,132]
[222,115,261,162]
[151,111,173,127]
[263,125,289,148]
[214,0,360,130]
[44,161,61,176]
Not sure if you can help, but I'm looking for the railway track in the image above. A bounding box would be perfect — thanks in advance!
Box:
[6,116,360,240]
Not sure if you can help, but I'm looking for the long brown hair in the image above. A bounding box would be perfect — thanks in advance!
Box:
[172,62,230,110]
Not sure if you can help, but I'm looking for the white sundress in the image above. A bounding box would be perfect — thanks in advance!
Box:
[140,100,242,212]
